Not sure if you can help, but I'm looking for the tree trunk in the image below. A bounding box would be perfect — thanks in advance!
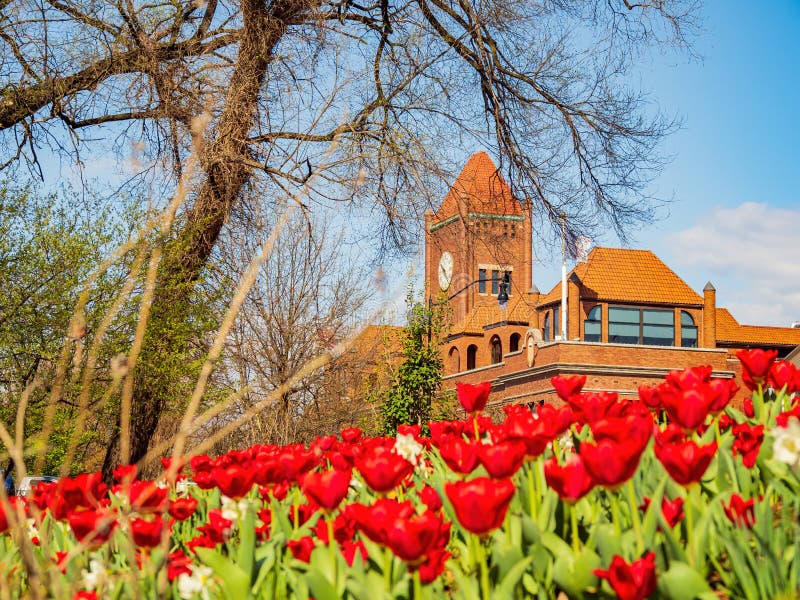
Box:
[102,0,315,479]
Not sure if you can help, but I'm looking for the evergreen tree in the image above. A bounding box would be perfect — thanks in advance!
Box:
[380,292,444,434]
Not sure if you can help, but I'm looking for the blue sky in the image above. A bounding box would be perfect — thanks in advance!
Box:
[526,0,800,327]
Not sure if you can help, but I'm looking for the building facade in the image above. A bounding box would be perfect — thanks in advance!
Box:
[426,152,800,407]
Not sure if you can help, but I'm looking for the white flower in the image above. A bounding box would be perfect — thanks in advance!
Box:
[394,433,424,466]
[772,417,800,468]
[178,564,214,600]
[26,518,38,540]
[220,495,249,522]
[81,558,107,591]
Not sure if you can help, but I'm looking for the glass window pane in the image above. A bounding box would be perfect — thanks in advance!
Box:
[609,322,639,344]
[643,324,674,346]
[643,309,674,325]
[609,307,639,323]
[681,326,698,348]
[543,313,550,341]
[492,270,499,294]
[584,321,600,342]
[505,271,512,295]
[479,269,486,293]
[553,307,560,338]
[681,311,695,326]
[587,306,601,321]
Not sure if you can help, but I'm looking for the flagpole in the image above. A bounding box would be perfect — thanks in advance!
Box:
[561,212,567,340]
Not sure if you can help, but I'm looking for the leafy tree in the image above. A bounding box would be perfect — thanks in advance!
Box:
[380,292,444,434]
[0,0,700,468]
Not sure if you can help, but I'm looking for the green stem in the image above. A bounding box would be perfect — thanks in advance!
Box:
[609,492,622,538]
[570,503,580,553]
[413,568,422,599]
[473,413,480,441]
[478,537,491,600]
[526,464,537,518]
[327,515,338,588]
[626,480,644,554]
[293,488,300,532]
[685,487,694,566]
[384,547,392,592]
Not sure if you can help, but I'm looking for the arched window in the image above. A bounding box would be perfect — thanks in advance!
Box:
[449,346,461,372]
[509,332,521,352]
[584,306,601,342]
[681,311,698,348]
[543,312,551,341]
[490,336,502,364]
[466,345,478,370]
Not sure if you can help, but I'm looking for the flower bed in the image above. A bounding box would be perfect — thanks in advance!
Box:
[2,349,800,599]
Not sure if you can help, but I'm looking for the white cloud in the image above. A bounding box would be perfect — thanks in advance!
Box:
[667,202,800,327]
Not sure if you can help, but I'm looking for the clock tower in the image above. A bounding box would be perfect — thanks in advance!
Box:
[424,152,537,374]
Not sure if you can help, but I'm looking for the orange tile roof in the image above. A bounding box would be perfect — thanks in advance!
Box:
[538,247,703,307]
[448,296,534,337]
[715,308,800,347]
[434,152,521,223]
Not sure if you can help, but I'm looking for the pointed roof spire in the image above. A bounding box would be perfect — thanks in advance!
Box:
[433,151,521,222]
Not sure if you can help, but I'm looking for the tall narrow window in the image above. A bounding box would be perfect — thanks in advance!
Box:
[478,269,487,294]
[491,270,500,294]
[466,345,478,370]
[681,311,698,348]
[449,346,461,372]
[584,306,601,342]
[553,306,560,339]
[543,312,551,342]
[509,332,521,352]
[490,336,502,364]
[504,271,512,296]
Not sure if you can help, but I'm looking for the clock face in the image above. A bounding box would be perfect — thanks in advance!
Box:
[438,252,454,290]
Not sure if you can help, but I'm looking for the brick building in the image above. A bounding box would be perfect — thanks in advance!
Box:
[425,152,800,407]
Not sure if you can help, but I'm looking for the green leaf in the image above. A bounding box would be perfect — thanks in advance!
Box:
[195,547,251,600]
[304,568,340,600]
[238,502,256,580]
[658,561,713,600]
[491,556,534,600]
[551,548,600,600]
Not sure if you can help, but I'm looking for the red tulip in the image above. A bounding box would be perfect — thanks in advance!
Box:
[419,485,443,512]
[167,550,192,581]
[287,536,316,562]
[594,552,657,600]
[444,477,515,536]
[346,498,415,546]
[340,427,363,443]
[642,496,685,528]
[638,385,661,410]
[129,480,169,514]
[659,386,713,433]
[354,444,413,493]
[723,494,755,528]
[478,439,527,479]
[502,404,556,458]
[456,382,491,413]
[544,455,595,504]
[301,469,352,510]
[769,361,798,394]
[168,497,198,521]
[130,515,168,548]
[341,539,368,566]
[579,436,648,490]
[418,548,452,583]
[654,438,717,487]
[708,378,739,414]
[211,464,255,499]
[551,374,586,402]
[436,435,480,475]
[68,508,117,549]
[737,349,778,390]
[743,397,755,418]
[666,366,712,391]
[113,464,137,485]
[384,510,448,563]
[731,423,764,468]
[197,509,232,544]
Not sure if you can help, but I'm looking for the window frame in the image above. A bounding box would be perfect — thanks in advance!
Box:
[680,310,698,348]
[608,305,675,346]
[584,305,601,342]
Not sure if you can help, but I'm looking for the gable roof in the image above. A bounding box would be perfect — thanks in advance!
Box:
[539,247,703,307]
[715,308,800,347]
[434,152,521,223]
